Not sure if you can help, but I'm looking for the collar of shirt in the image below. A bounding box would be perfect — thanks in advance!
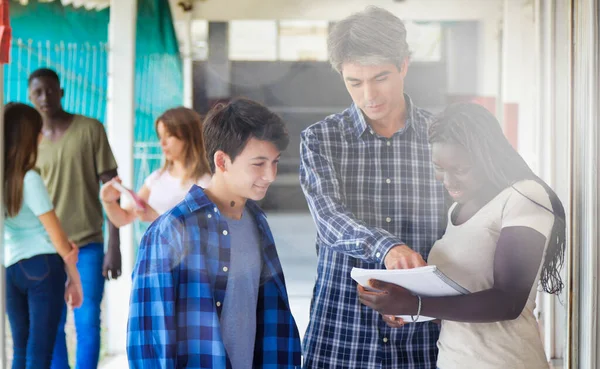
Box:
[181,185,289,303]
[183,184,266,218]
[349,93,423,140]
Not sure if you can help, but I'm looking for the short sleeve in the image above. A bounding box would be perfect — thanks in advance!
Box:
[91,118,118,175]
[23,171,54,216]
[144,170,162,189]
[501,180,555,237]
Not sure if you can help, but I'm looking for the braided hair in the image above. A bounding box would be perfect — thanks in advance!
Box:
[428,102,565,295]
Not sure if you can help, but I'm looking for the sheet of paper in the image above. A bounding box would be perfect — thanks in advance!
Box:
[351,266,469,322]
[111,181,146,210]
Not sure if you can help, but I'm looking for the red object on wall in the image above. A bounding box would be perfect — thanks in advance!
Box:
[0,0,11,64]
[503,103,519,150]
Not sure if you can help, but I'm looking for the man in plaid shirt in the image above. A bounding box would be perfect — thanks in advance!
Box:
[300,6,447,369]
[127,99,301,369]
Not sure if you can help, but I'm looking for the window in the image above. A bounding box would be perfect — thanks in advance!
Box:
[174,20,208,61]
[405,21,442,62]
[278,20,328,61]
[229,21,278,61]
[191,20,208,60]
[219,20,442,63]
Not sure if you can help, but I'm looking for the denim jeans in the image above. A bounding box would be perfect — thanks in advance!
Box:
[51,243,105,369]
[6,253,66,369]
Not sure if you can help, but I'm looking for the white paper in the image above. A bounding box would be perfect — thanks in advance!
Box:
[351,266,469,323]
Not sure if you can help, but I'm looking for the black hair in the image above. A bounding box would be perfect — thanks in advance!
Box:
[28,68,60,86]
[428,102,565,295]
[202,98,289,173]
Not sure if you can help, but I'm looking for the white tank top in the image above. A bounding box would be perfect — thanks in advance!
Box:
[144,169,211,214]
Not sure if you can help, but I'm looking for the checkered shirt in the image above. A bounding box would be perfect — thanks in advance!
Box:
[127,186,302,369]
[299,95,447,368]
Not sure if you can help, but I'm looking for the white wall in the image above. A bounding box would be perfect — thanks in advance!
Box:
[501,0,538,170]
[478,12,502,97]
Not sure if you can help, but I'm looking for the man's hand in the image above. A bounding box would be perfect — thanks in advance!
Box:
[100,169,122,280]
[103,243,122,280]
[384,245,426,269]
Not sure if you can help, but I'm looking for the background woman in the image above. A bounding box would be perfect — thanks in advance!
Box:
[3,102,83,369]
[101,107,211,225]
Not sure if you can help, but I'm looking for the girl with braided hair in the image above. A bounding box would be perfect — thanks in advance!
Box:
[358,102,565,369]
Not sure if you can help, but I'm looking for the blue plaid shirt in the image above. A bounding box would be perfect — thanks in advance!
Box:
[127,186,302,369]
[299,95,447,369]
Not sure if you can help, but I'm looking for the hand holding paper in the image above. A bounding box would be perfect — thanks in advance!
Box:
[358,280,419,318]
[109,179,147,210]
[100,177,122,203]
[353,266,469,322]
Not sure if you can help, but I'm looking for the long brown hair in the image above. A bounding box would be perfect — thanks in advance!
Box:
[3,103,43,217]
[155,107,211,184]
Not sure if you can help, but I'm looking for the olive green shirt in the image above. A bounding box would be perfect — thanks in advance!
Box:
[36,115,118,246]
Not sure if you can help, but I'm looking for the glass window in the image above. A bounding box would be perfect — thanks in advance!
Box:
[173,20,208,61]
[405,21,443,62]
[278,20,328,61]
[191,20,208,60]
[229,20,277,61]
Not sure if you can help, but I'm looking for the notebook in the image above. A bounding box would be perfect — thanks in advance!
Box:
[351,265,470,322]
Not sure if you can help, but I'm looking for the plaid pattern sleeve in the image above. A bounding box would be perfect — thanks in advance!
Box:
[300,97,448,369]
[300,127,404,264]
[127,215,183,369]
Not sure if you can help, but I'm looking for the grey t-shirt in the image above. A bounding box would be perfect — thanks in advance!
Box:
[220,208,263,369]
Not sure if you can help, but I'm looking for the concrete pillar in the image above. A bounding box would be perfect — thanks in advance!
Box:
[534,0,563,360]
[182,11,194,108]
[568,0,600,367]
[105,0,137,355]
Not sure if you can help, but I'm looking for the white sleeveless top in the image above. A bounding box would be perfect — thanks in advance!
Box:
[144,169,211,214]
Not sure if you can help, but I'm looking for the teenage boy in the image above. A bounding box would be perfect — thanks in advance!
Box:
[126,98,302,369]
[28,68,122,369]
